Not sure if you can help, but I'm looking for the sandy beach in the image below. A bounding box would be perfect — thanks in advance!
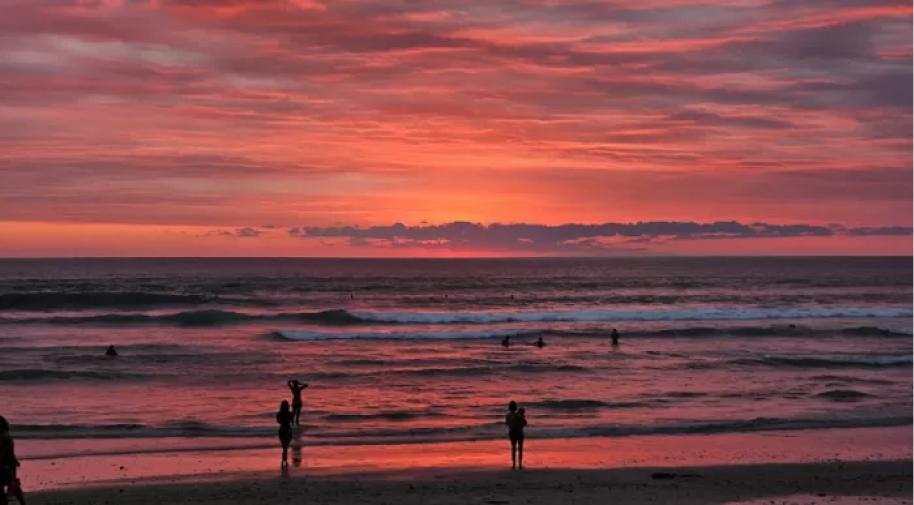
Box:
[14,426,911,489]
[30,459,912,505]
[13,426,912,504]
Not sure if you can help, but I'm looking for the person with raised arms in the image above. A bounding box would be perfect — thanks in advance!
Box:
[287,379,309,426]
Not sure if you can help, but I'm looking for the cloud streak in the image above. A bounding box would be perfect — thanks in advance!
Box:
[297,221,913,253]
[0,0,910,255]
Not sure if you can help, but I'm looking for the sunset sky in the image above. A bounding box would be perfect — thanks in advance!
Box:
[1,0,911,256]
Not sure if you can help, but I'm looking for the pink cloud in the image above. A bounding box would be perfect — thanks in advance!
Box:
[0,0,910,255]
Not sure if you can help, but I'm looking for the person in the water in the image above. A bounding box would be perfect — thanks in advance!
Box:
[505,401,527,470]
[275,400,294,467]
[105,345,118,357]
[534,337,545,348]
[501,336,511,347]
[610,328,620,346]
[0,416,26,505]
[287,380,308,426]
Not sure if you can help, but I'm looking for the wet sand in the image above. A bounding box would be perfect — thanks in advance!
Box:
[17,425,913,491]
[15,426,914,504]
[30,459,912,505]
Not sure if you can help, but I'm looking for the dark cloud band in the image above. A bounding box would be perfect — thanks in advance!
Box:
[293,221,912,252]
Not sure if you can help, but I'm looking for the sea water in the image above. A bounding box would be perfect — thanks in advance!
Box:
[0,257,910,451]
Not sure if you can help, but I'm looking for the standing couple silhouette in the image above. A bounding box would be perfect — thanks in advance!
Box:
[505,401,528,470]
[276,380,308,467]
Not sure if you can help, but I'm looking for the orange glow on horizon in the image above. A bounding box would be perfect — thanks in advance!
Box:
[0,0,910,256]
[0,221,909,257]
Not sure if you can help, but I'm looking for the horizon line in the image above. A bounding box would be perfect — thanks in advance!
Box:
[0,255,911,260]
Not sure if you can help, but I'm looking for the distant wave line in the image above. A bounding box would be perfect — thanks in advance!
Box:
[15,415,912,447]
[1,307,910,327]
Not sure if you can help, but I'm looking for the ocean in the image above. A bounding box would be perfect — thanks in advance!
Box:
[0,257,911,451]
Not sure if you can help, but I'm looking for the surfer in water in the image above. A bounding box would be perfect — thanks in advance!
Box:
[534,337,545,348]
[275,401,294,467]
[287,379,308,426]
[501,336,511,348]
[610,328,620,346]
[104,345,118,357]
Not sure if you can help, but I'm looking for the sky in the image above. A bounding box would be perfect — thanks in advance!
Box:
[0,0,911,257]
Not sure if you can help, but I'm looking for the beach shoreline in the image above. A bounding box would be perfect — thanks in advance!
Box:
[30,459,913,505]
[16,425,912,493]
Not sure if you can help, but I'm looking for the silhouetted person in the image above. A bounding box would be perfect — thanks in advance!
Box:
[610,329,620,346]
[105,345,118,357]
[505,401,527,470]
[0,416,26,505]
[534,337,545,348]
[501,336,510,348]
[276,401,294,467]
[287,380,308,426]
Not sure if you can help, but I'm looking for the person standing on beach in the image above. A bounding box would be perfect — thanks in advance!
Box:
[505,401,527,470]
[287,379,308,426]
[0,416,27,505]
[276,401,294,467]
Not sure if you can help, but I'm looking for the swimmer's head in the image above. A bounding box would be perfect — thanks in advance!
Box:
[508,401,517,412]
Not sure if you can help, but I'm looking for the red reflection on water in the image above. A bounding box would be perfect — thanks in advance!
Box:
[18,426,912,491]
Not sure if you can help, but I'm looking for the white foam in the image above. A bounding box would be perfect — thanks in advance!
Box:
[276,328,541,341]
[726,496,909,505]
[347,307,912,325]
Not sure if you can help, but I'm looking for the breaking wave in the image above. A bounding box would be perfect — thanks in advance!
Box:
[15,415,911,443]
[815,389,871,401]
[526,399,649,411]
[0,292,214,310]
[322,410,434,422]
[0,309,364,327]
[273,324,910,342]
[344,307,913,324]
[273,328,542,341]
[14,421,271,440]
[736,354,912,368]
[2,307,910,328]
[0,369,151,382]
